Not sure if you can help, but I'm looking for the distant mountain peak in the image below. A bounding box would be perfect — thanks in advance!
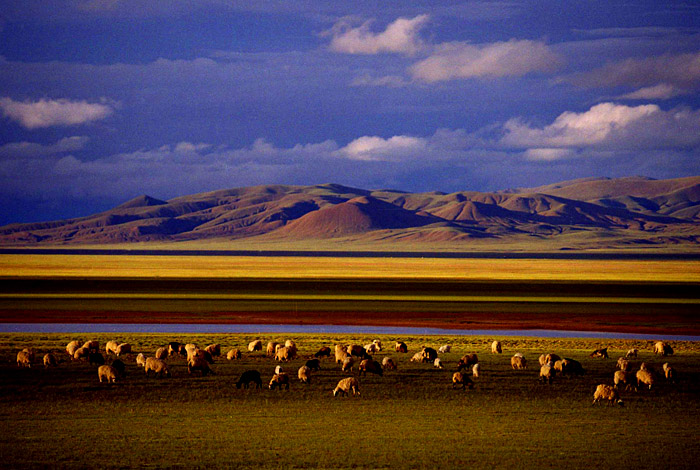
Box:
[114,195,168,210]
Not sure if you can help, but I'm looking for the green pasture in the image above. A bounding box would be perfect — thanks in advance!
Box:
[1,333,699,469]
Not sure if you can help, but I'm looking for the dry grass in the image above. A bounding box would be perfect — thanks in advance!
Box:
[2,254,700,282]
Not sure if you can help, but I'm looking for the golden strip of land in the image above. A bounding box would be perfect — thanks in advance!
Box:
[1,254,699,282]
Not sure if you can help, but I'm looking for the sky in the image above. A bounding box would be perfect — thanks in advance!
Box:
[1,0,699,224]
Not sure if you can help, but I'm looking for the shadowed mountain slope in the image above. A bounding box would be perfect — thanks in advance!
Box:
[1,177,699,249]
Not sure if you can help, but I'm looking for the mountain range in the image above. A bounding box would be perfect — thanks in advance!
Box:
[2,176,699,251]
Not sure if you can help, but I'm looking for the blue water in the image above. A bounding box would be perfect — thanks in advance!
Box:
[1,323,698,341]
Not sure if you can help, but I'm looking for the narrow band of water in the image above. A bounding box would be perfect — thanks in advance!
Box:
[1,323,698,341]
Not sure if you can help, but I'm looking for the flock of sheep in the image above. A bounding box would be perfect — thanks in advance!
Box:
[14,337,679,403]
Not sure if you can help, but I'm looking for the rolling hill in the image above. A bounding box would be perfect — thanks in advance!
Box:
[1,177,699,251]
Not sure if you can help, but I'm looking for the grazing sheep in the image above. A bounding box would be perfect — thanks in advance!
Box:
[472,363,480,378]
[43,353,58,368]
[266,342,279,357]
[410,352,424,362]
[105,341,119,356]
[372,339,383,351]
[226,348,242,360]
[98,365,119,383]
[561,358,586,376]
[66,340,81,357]
[663,363,676,383]
[155,347,168,360]
[144,357,171,378]
[420,346,438,363]
[184,343,198,358]
[269,373,290,390]
[640,362,653,372]
[73,346,89,361]
[395,342,408,353]
[274,365,283,375]
[538,354,547,366]
[342,356,354,373]
[452,372,474,390]
[333,377,360,397]
[616,357,630,371]
[614,370,633,390]
[335,346,349,364]
[236,370,262,389]
[347,345,369,359]
[636,369,655,390]
[590,347,609,359]
[544,353,561,364]
[191,348,214,364]
[111,359,126,378]
[248,340,263,352]
[491,341,502,354]
[297,365,312,384]
[274,346,293,362]
[359,359,383,377]
[593,384,623,406]
[88,352,105,366]
[83,340,99,352]
[205,344,221,357]
[511,355,527,370]
[136,353,147,368]
[457,353,478,371]
[434,358,444,369]
[115,343,131,356]
[188,356,213,376]
[654,341,673,356]
[314,346,331,358]
[438,345,451,354]
[626,348,638,358]
[382,357,397,371]
[540,363,556,384]
[167,342,182,357]
[284,339,296,349]
[305,359,321,371]
[16,350,32,368]
[365,343,379,354]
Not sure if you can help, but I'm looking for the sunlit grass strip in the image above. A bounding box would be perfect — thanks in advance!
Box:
[3,293,699,304]
[1,254,700,282]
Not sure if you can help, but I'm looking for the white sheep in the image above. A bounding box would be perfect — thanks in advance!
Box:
[540,362,556,384]
[266,342,278,356]
[364,343,379,354]
[297,365,311,384]
[98,365,119,383]
[593,384,623,406]
[226,348,242,360]
[433,358,443,369]
[248,340,263,352]
[105,340,119,355]
[636,369,655,390]
[616,357,630,371]
[155,347,168,360]
[115,343,131,356]
[144,357,171,378]
[382,357,397,371]
[66,340,81,357]
[372,339,383,351]
[614,370,633,390]
[410,352,423,362]
[16,350,32,368]
[136,353,147,368]
[82,340,99,352]
[333,377,360,397]
[491,340,502,354]
[438,345,451,354]
[472,363,480,378]
[452,372,474,390]
[663,363,676,383]
[342,356,354,373]
[269,373,290,390]
[511,355,527,370]
[626,348,638,358]
[275,365,283,375]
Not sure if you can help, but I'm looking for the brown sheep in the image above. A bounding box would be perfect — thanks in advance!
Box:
[452,372,474,390]
[593,384,623,406]
[115,343,131,356]
[98,365,119,383]
[511,355,527,370]
[636,369,655,390]
[395,341,408,353]
[359,359,383,377]
[16,350,32,368]
[43,353,58,368]
[590,348,609,359]
[205,344,221,357]
[341,356,354,373]
[145,357,171,378]
[73,346,90,361]
[616,357,630,371]
[226,348,242,360]
[333,377,360,397]
[269,373,290,390]
[188,356,213,376]
[614,370,633,391]
[66,340,81,357]
[382,357,397,371]
[544,353,561,364]
[82,340,99,352]
[274,346,293,362]
[457,353,478,371]
[314,346,332,358]
[297,365,311,384]
[540,363,556,384]
[155,347,168,360]
[266,342,279,357]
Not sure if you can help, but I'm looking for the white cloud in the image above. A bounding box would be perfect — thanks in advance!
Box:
[337,135,428,161]
[523,148,577,161]
[502,102,700,151]
[0,97,114,129]
[0,136,89,158]
[565,51,700,91]
[410,39,562,82]
[326,15,429,56]
[350,74,410,88]
[618,83,686,100]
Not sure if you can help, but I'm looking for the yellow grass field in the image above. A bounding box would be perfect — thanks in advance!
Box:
[1,254,699,282]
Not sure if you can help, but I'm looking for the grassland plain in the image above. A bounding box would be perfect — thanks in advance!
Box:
[1,333,699,469]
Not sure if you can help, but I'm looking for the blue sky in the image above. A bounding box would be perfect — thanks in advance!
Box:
[1,0,699,224]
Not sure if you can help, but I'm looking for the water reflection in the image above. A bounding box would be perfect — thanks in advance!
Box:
[1,323,697,341]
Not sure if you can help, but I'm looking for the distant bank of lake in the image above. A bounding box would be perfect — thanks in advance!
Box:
[2,248,699,260]
[2,323,698,341]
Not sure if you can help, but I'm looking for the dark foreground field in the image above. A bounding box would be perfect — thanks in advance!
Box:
[1,333,699,469]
